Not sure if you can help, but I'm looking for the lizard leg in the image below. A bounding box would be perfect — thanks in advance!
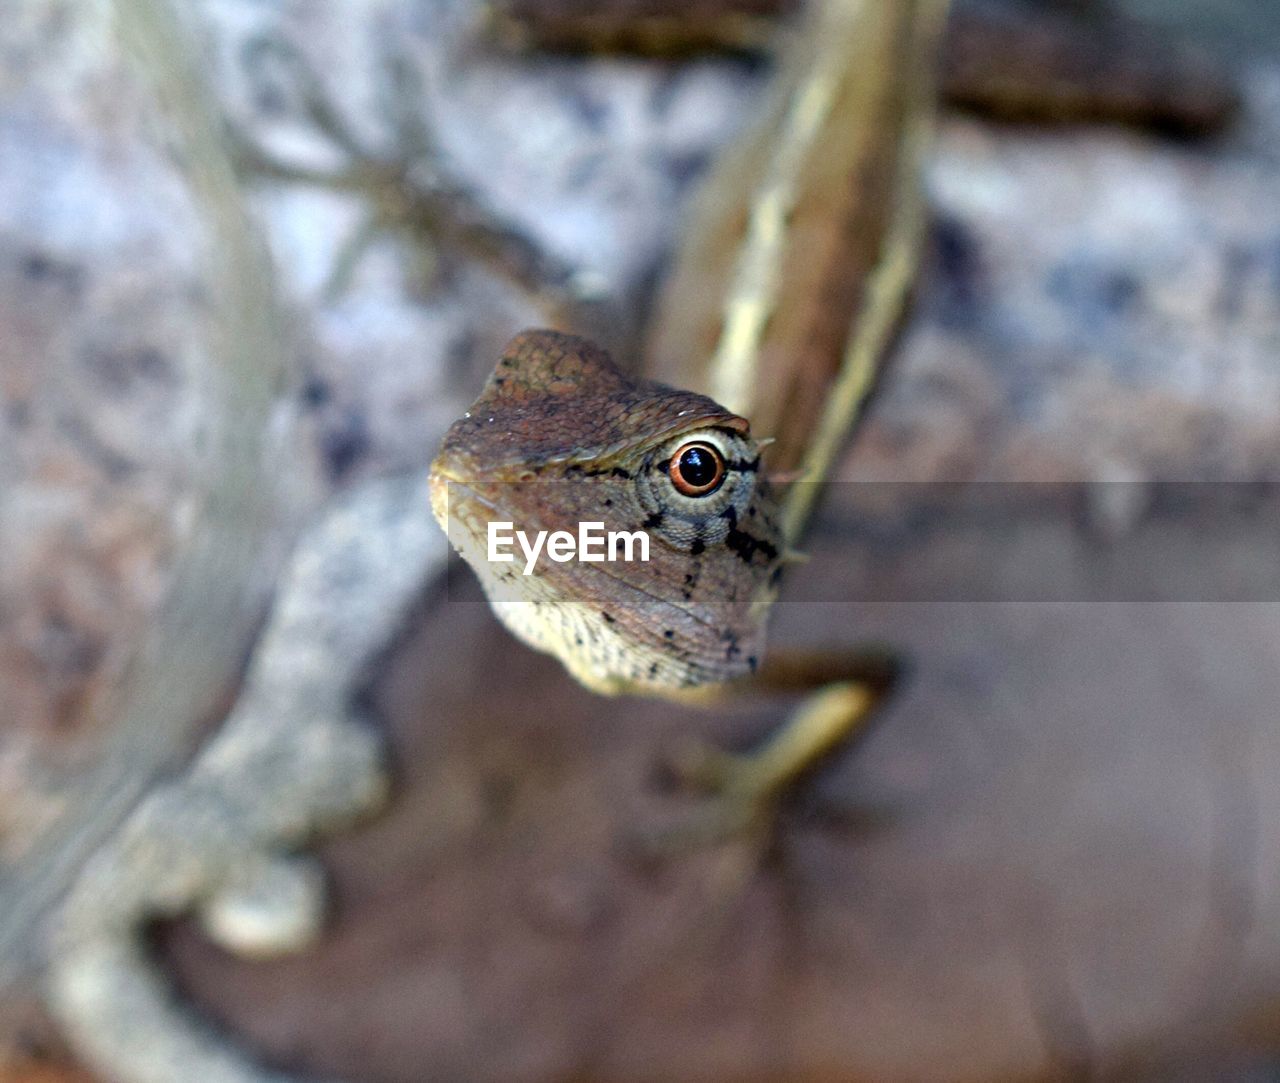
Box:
[637,648,901,857]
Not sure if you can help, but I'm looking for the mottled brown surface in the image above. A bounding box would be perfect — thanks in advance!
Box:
[0,1070,93,1083]
[493,0,1241,134]
[487,0,797,53]
[943,0,1241,135]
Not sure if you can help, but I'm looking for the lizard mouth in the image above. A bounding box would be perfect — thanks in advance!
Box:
[426,445,476,487]
[428,469,502,537]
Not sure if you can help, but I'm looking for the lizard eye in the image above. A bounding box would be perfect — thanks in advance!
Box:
[669,441,725,497]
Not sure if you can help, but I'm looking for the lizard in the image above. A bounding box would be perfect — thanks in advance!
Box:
[37,0,1241,1079]
[428,0,947,847]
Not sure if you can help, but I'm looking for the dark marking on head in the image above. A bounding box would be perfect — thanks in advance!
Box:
[725,527,778,566]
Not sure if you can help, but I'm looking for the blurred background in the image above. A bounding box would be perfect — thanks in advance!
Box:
[3,0,1280,1079]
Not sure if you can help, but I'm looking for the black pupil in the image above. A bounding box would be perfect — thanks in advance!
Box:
[678,445,719,490]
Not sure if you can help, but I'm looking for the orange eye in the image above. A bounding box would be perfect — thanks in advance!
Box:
[668,441,726,497]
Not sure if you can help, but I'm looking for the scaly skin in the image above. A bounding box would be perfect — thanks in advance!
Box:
[430,329,785,696]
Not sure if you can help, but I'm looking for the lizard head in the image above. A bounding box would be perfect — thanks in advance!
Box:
[430,329,785,696]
